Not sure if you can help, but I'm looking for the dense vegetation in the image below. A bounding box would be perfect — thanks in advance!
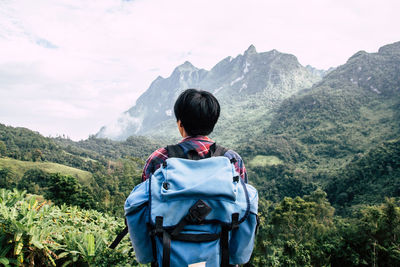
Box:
[1,188,399,266]
[0,189,135,266]
[326,138,400,212]
[253,192,400,266]
[2,127,399,266]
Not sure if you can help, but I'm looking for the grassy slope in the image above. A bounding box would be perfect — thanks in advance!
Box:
[0,157,93,186]
[249,155,283,167]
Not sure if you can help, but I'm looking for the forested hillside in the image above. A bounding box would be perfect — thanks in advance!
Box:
[238,41,400,210]
[54,135,162,160]
[327,138,400,212]
[0,123,159,216]
[267,41,400,167]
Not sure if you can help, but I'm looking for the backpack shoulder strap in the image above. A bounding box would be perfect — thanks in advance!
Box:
[166,144,186,158]
[212,143,228,157]
[166,143,228,159]
[206,143,228,158]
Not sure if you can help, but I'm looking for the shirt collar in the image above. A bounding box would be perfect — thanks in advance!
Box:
[179,135,212,143]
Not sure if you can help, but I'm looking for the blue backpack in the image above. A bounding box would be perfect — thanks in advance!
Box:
[123,144,258,267]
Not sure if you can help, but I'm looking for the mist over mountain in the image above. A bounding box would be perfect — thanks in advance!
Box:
[96,45,323,142]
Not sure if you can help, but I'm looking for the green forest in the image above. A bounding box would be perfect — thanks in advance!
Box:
[1,116,399,266]
[1,42,400,266]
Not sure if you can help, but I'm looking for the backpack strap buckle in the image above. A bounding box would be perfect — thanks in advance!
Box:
[151,216,163,236]
[187,200,212,223]
[171,200,212,237]
[231,213,239,230]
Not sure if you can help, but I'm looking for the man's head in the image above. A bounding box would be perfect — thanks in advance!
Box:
[174,89,220,136]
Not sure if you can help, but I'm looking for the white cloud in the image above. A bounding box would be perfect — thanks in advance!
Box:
[0,0,399,140]
[100,112,143,139]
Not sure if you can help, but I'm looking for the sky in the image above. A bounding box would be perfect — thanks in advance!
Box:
[0,0,399,140]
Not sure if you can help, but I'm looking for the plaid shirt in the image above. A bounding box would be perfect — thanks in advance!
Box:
[141,136,248,183]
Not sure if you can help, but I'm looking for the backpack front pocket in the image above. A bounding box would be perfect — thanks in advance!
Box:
[159,157,238,202]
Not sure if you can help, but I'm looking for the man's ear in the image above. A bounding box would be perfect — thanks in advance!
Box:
[177,120,188,137]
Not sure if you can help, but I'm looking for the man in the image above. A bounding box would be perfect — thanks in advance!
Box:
[141,88,248,184]
[123,89,256,267]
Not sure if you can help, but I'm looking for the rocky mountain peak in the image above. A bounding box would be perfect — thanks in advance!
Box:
[378,41,400,55]
[179,60,195,69]
[172,61,197,74]
[347,50,368,62]
[244,44,257,56]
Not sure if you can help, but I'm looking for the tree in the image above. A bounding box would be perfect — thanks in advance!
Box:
[251,190,336,266]
[31,148,43,162]
[331,198,400,266]
[18,169,50,195]
[0,140,6,157]
[46,173,96,209]
[0,168,15,189]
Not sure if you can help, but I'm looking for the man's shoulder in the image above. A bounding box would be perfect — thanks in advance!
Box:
[146,147,168,163]
[142,146,169,181]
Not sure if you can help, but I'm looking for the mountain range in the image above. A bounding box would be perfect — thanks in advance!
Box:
[96,45,324,144]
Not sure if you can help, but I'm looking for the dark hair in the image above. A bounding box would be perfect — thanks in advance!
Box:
[174,89,220,136]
